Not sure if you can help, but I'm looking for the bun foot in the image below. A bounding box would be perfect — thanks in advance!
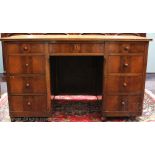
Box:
[129,116,137,122]
[11,117,16,122]
[101,117,107,122]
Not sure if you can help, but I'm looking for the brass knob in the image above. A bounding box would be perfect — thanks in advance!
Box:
[74,44,80,51]
[25,63,29,67]
[26,83,30,87]
[23,46,28,51]
[124,46,129,51]
[124,63,129,67]
[123,82,127,87]
[27,102,31,105]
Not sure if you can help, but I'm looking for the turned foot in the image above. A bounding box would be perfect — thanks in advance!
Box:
[129,116,137,121]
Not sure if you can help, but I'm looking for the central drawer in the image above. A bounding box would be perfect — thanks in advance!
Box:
[49,43,105,53]
[8,75,46,94]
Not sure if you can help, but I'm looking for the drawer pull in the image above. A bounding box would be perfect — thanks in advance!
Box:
[121,101,127,111]
[121,101,126,105]
[26,83,30,87]
[25,63,29,67]
[27,102,31,105]
[23,46,28,51]
[74,44,80,51]
[124,46,129,51]
[123,63,129,67]
[123,82,127,87]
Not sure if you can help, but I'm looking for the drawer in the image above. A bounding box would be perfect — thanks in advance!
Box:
[79,43,104,53]
[108,55,144,74]
[104,95,142,113]
[5,43,45,54]
[50,43,104,53]
[8,75,46,94]
[9,95,47,112]
[106,42,146,54]
[7,55,45,74]
[106,76,143,94]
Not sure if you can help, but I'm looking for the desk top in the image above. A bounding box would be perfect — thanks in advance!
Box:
[0,35,152,42]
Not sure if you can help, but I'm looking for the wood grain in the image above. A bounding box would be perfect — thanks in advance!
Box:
[0,33,151,119]
[0,35,151,41]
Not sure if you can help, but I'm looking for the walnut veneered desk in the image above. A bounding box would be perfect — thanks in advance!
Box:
[0,34,151,120]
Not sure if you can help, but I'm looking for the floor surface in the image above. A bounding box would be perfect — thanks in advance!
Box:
[145,74,155,94]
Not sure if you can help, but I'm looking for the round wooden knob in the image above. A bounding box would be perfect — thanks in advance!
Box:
[26,83,30,87]
[123,82,127,87]
[124,46,129,51]
[27,102,31,105]
[23,46,28,51]
[25,63,29,67]
[121,101,126,105]
[124,63,129,67]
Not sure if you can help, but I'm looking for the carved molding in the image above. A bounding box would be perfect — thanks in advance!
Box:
[1,33,68,37]
[79,33,146,36]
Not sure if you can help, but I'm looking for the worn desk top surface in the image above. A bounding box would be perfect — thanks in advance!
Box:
[0,35,152,41]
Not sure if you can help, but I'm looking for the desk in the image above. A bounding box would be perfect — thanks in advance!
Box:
[0,34,151,120]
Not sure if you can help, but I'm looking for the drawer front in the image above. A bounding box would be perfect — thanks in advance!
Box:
[8,76,46,94]
[7,55,45,74]
[108,55,144,74]
[106,42,146,54]
[79,43,104,53]
[106,76,143,93]
[50,43,74,53]
[6,43,45,54]
[9,95,47,112]
[104,95,142,113]
[50,43,104,53]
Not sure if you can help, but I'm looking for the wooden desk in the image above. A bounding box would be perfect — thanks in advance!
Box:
[0,34,151,120]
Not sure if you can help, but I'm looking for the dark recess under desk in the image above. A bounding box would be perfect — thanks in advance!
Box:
[50,56,103,95]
